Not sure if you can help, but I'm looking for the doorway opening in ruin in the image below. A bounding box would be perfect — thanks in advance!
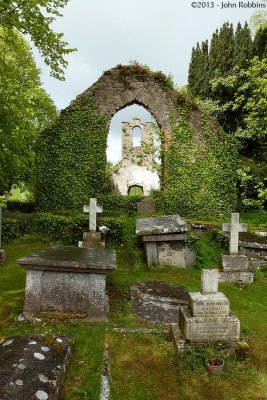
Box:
[128,185,144,196]
[107,104,161,196]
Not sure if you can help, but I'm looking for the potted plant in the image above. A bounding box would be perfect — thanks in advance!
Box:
[205,357,224,376]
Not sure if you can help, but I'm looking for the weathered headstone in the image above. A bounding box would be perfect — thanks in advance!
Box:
[17,246,116,321]
[0,334,73,400]
[179,269,240,343]
[79,198,104,248]
[222,213,247,255]
[136,215,196,267]
[0,206,6,265]
[220,213,253,284]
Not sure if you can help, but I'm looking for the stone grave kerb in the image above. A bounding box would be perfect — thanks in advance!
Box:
[83,198,103,232]
[222,213,247,255]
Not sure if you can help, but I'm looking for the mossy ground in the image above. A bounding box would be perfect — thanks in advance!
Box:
[1,212,267,399]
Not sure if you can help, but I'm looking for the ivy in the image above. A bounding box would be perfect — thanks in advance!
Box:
[36,66,237,218]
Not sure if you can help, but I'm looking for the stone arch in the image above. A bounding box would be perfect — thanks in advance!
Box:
[36,64,236,215]
[75,65,181,140]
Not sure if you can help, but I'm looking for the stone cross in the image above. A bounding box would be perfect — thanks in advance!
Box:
[201,269,218,294]
[0,206,2,248]
[83,198,103,232]
[222,213,247,255]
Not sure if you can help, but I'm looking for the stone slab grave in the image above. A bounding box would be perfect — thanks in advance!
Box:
[0,206,6,264]
[130,281,190,324]
[78,198,105,248]
[220,213,254,283]
[239,231,267,268]
[176,269,240,344]
[17,246,116,321]
[0,334,73,400]
[136,214,196,267]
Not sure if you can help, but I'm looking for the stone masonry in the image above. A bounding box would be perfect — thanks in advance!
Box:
[219,213,254,284]
[112,118,160,195]
[179,269,240,343]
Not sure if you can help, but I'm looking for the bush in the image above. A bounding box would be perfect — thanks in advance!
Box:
[98,216,123,244]
[2,218,20,243]
[98,194,143,214]
[33,213,87,244]
[33,212,125,245]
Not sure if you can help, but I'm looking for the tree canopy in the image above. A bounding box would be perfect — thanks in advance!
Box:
[0,0,75,80]
[0,26,57,194]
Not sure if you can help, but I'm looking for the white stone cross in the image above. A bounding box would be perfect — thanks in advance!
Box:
[83,198,103,232]
[201,269,218,294]
[222,213,247,255]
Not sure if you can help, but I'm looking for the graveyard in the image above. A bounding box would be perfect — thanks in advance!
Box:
[0,3,267,399]
[0,199,267,399]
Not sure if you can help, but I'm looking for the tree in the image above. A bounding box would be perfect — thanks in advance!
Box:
[0,0,75,80]
[0,27,57,194]
[253,27,267,59]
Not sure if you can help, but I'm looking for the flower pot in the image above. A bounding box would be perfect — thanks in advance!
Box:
[205,358,224,376]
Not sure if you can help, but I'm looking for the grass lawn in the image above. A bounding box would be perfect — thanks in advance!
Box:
[1,242,267,399]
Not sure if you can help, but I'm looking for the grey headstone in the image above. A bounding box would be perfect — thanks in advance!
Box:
[201,269,218,294]
[222,213,247,255]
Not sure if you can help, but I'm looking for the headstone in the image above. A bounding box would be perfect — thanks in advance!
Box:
[179,269,240,343]
[0,334,73,400]
[79,198,104,248]
[220,213,253,284]
[0,206,6,265]
[17,246,116,321]
[137,199,155,215]
[136,215,196,268]
[222,213,247,255]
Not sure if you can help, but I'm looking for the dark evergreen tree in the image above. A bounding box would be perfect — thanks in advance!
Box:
[233,22,253,68]
[216,22,235,76]
[253,27,267,59]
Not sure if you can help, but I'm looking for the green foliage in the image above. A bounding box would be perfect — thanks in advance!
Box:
[237,159,267,211]
[32,212,87,244]
[155,107,237,218]
[0,27,57,194]
[98,216,123,244]
[36,92,110,211]
[191,232,226,270]
[1,218,20,243]
[0,0,76,80]
[36,66,235,216]
[99,195,143,214]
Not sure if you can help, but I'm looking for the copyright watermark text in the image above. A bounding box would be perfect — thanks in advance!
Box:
[191,1,266,9]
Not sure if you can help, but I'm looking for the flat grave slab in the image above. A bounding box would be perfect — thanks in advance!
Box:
[17,246,116,272]
[0,334,73,400]
[136,214,191,236]
[17,246,116,321]
[130,281,190,324]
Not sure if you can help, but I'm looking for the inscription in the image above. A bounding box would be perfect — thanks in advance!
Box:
[192,300,229,316]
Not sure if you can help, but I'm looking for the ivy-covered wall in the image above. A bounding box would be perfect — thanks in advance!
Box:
[36,64,237,216]
[36,94,110,210]
[156,107,237,218]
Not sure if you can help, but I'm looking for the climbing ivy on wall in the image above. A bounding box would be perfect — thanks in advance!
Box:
[36,65,237,217]
[36,92,109,211]
[153,105,238,218]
